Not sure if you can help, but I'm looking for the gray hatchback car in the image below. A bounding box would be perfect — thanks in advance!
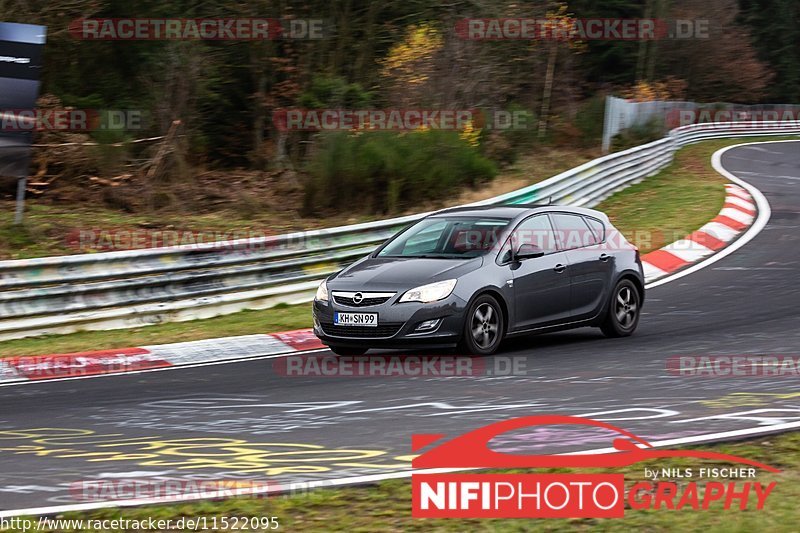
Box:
[312,205,644,355]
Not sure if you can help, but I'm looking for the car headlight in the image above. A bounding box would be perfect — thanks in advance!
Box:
[399,279,457,303]
[315,280,329,301]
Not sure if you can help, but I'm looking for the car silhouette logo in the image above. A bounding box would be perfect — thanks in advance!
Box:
[411,415,779,472]
[353,292,363,304]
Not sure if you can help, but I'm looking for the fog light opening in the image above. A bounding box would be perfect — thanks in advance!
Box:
[415,319,441,332]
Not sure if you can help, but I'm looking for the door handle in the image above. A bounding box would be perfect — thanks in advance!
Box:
[599,253,610,262]
[553,264,567,273]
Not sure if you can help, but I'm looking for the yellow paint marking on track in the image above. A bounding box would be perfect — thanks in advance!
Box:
[0,427,413,475]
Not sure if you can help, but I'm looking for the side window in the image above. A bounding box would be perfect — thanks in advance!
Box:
[512,215,558,255]
[446,221,507,256]
[551,213,597,250]
[584,216,605,243]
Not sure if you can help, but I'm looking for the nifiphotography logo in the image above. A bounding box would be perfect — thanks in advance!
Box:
[411,415,779,518]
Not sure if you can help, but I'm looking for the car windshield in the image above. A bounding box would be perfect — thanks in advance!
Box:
[377,216,511,258]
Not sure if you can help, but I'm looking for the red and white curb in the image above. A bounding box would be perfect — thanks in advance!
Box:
[0,329,325,384]
[641,183,757,282]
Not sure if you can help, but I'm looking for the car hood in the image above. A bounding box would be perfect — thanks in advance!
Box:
[330,255,482,290]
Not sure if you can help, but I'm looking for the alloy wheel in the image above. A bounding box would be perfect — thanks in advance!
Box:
[471,302,499,349]
[614,286,638,329]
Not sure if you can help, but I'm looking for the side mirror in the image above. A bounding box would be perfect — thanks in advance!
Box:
[515,243,545,260]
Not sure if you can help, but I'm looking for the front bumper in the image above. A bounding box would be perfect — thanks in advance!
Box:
[312,293,468,349]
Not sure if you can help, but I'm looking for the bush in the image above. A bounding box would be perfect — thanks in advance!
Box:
[297,76,372,109]
[482,131,516,166]
[573,94,606,146]
[481,104,538,164]
[611,116,665,151]
[303,130,496,215]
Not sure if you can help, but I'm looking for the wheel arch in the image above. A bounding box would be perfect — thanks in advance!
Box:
[473,287,511,334]
[616,271,645,304]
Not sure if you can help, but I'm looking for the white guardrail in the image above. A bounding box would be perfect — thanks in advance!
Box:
[1,121,799,340]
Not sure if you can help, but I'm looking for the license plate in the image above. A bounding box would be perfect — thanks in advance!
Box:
[334,312,378,327]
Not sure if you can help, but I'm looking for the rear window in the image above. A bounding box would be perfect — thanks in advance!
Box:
[584,217,605,243]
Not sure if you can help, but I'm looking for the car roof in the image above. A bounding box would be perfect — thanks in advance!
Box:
[430,203,609,222]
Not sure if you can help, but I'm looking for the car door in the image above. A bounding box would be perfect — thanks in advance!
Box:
[550,213,614,320]
[505,214,572,330]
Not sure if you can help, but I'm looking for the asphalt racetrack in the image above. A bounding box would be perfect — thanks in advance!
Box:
[1,141,799,513]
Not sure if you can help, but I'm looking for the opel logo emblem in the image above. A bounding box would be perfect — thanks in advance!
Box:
[353,292,363,304]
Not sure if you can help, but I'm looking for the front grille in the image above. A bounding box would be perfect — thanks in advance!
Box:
[320,322,403,338]
[330,291,395,307]
[333,295,392,307]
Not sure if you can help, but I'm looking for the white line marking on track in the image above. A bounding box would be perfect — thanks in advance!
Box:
[740,146,786,155]
[3,420,800,519]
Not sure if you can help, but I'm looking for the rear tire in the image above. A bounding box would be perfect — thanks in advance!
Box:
[328,346,368,356]
[600,279,641,337]
[458,294,505,355]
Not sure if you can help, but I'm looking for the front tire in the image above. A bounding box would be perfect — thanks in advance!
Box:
[328,346,368,356]
[458,294,505,355]
[600,279,641,337]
